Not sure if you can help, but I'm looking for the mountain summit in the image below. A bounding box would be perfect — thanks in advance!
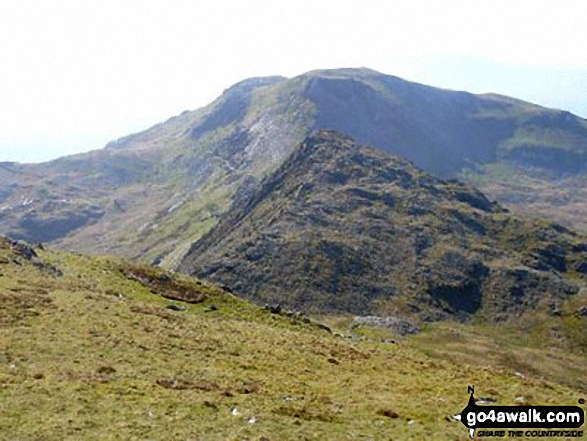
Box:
[1,68,587,263]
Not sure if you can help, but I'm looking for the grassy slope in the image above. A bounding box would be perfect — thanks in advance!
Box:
[1,239,586,440]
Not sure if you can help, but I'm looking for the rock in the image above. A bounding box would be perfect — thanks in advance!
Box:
[573,260,587,274]
[240,382,260,394]
[317,323,332,333]
[456,190,496,212]
[157,273,172,283]
[126,268,205,304]
[377,409,399,419]
[96,366,116,375]
[166,304,187,311]
[353,316,420,336]
[220,284,234,294]
[475,397,497,404]
[205,304,219,312]
[10,240,38,260]
[576,306,587,317]
[327,358,339,365]
[34,261,63,277]
[424,252,489,314]
[535,244,567,272]
[268,304,282,314]
[203,401,218,410]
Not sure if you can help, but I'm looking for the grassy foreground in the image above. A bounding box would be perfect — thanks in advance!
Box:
[0,238,584,440]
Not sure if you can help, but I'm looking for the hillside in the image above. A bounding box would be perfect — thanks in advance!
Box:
[1,68,587,264]
[179,132,587,320]
[1,236,586,440]
[463,164,587,234]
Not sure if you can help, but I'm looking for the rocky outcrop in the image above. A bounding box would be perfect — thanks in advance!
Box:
[352,316,420,336]
[179,132,587,320]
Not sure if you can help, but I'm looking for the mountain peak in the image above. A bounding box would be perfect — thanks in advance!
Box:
[302,67,385,78]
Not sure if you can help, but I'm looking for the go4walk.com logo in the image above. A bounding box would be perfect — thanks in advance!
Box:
[453,386,585,438]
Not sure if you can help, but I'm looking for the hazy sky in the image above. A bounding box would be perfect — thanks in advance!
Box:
[1,0,586,163]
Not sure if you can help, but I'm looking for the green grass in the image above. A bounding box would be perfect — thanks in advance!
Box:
[0,240,585,440]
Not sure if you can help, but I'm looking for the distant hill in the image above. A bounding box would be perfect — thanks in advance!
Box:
[1,68,587,263]
[179,131,587,319]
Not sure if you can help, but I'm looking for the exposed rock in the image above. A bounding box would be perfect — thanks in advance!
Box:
[377,409,399,419]
[353,316,420,336]
[317,323,332,333]
[8,239,63,276]
[124,266,206,304]
[166,304,187,312]
[10,240,37,260]
[220,284,234,294]
[573,260,587,274]
[534,244,567,272]
[240,381,260,394]
[475,397,497,404]
[266,304,282,314]
[202,401,218,411]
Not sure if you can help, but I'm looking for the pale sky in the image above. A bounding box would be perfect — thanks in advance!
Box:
[1,0,586,163]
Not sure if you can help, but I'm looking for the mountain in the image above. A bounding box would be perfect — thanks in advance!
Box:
[2,68,587,264]
[1,237,586,440]
[179,131,587,319]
